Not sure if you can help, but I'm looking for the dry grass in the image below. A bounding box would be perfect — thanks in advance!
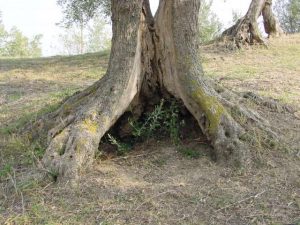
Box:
[0,35,300,225]
[0,51,109,134]
[202,34,300,108]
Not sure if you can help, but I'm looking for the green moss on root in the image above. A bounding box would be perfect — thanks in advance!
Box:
[192,89,226,134]
[82,119,98,134]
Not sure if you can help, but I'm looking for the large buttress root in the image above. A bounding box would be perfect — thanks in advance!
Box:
[27,0,144,180]
[155,0,249,165]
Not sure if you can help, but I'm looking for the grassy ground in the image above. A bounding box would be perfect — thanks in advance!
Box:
[203,35,300,107]
[0,35,299,225]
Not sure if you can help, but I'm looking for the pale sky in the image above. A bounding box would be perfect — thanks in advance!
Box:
[0,0,252,56]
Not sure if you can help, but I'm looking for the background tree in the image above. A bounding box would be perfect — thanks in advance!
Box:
[56,0,111,55]
[57,25,88,55]
[57,0,110,27]
[57,16,111,55]
[198,0,223,44]
[0,10,43,57]
[232,10,244,23]
[274,0,300,33]
[0,11,8,56]
[222,0,283,47]
[87,16,111,52]
[28,34,43,57]
[0,26,43,58]
[6,27,31,57]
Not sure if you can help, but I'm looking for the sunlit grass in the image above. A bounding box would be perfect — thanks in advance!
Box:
[202,34,300,108]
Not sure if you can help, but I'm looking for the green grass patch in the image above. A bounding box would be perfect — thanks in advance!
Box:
[177,146,203,159]
[0,102,60,135]
[7,92,23,101]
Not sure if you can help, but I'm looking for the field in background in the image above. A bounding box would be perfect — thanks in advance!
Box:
[0,35,299,224]
[203,34,300,107]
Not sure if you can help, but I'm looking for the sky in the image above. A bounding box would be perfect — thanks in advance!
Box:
[0,0,252,56]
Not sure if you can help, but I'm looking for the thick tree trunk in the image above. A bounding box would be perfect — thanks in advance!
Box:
[262,0,284,37]
[155,1,247,165]
[29,0,145,180]
[26,0,273,181]
[222,0,283,47]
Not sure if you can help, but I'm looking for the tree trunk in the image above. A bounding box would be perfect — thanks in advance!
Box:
[222,0,283,47]
[262,0,284,37]
[26,0,270,181]
[154,1,247,165]
[30,0,145,180]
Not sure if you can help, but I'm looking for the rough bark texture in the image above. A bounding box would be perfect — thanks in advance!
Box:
[155,1,247,164]
[222,0,283,47]
[28,0,144,180]
[26,0,272,181]
[262,0,284,37]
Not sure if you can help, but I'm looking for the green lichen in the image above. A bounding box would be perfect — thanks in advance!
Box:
[192,88,226,135]
[82,119,98,133]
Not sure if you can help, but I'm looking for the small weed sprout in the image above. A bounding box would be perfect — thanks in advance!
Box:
[129,99,165,139]
[164,100,185,145]
[107,134,131,155]
[130,99,183,144]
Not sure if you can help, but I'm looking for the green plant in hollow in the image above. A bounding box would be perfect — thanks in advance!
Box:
[163,100,184,145]
[107,99,183,155]
[129,99,183,144]
[107,134,131,155]
[129,99,165,139]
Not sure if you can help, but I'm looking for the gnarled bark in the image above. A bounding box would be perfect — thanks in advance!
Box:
[28,0,145,180]
[222,0,283,47]
[155,1,247,165]
[25,0,275,181]
[262,0,284,37]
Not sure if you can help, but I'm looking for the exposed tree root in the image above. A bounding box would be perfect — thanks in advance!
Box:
[213,82,298,155]
[242,92,294,113]
[213,83,277,136]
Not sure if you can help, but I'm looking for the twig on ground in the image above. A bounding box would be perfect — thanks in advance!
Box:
[109,150,160,161]
[135,190,177,211]
[215,190,266,212]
